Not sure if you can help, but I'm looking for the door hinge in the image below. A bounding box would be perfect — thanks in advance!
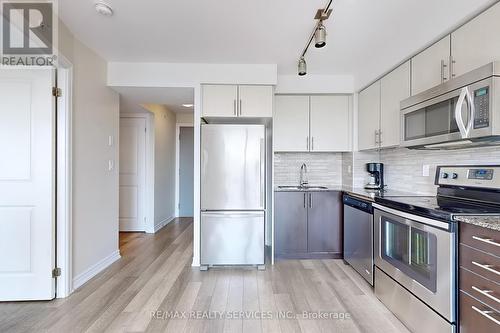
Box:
[52,267,61,278]
[52,87,62,98]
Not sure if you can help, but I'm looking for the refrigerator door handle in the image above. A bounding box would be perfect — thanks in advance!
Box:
[260,138,265,209]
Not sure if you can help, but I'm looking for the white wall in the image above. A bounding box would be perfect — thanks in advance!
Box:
[276,74,355,94]
[176,112,194,124]
[59,22,120,286]
[143,104,177,230]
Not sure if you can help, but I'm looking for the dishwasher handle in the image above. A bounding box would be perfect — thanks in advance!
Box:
[343,195,373,214]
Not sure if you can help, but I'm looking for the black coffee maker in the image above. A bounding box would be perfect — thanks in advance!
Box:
[365,163,385,190]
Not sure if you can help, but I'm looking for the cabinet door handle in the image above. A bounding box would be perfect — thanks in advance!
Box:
[472,236,500,247]
[472,261,500,276]
[306,136,309,150]
[471,306,500,326]
[472,286,500,304]
[239,99,242,116]
[450,55,456,78]
[309,193,312,208]
[441,59,448,82]
[303,193,306,208]
[233,100,237,116]
[311,137,314,151]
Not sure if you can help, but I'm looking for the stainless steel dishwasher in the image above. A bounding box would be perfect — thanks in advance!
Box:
[343,194,374,286]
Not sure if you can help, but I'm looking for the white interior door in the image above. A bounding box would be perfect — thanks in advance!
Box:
[119,117,146,231]
[0,67,56,301]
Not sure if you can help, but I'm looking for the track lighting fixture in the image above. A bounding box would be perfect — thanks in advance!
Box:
[314,22,326,48]
[298,57,307,76]
[297,0,333,76]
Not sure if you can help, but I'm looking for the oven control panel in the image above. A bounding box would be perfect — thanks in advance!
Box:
[436,165,500,189]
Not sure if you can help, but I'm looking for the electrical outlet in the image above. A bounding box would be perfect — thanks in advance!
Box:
[422,164,430,177]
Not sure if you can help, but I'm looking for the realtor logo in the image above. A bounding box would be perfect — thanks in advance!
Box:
[1,0,57,66]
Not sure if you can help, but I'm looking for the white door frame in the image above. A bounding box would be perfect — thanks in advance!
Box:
[119,112,155,233]
[55,55,73,298]
[175,123,194,217]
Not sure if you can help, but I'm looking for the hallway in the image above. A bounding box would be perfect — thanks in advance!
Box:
[0,218,407,333]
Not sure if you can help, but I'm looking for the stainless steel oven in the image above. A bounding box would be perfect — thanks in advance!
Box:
[401,62,500,149]
[373,204,456,332]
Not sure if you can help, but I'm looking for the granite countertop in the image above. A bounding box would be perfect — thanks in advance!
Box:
[454,215,500,231]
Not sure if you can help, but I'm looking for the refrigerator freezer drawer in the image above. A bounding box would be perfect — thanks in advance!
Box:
[201,211,265,265]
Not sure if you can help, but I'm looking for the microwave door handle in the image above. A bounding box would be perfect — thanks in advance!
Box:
[466,87,475,135]
[455,87,469,138]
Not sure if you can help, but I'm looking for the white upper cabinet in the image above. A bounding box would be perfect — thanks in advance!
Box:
[274,95,310,152]
[380,61,410,148]
[202,85,238,117]
[238,85,273,118]
[411,35,451,95]
[358,81,381,151]
[202,84,273,118]
[451,3,500,77]
[310,95,351,152]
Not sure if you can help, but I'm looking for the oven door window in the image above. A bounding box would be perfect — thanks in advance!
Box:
[381,217,409,270]
[381,217,438,293]
[410,228,437,292]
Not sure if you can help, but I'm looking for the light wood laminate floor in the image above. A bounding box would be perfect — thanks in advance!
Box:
[0,218,409,333]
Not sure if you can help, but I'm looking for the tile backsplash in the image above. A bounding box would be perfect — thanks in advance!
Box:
[343,146,500,195]
[274,153,343,187]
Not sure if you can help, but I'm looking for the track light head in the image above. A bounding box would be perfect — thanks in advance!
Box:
[298,57,307,76]
[315,22,326,48]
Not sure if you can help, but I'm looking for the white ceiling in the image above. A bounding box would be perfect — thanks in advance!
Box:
[60,0,496,89]
[113,87,194,113]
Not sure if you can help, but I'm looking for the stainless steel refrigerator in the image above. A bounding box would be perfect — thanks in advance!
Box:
[201,124,265,267]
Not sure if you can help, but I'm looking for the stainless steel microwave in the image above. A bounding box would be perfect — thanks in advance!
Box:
[400,62,500,149]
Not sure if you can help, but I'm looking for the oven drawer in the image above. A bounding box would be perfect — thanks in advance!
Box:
[460,223,500,257]
[460,244,500,282]
[460,291,500,333]
[460,267,500,312]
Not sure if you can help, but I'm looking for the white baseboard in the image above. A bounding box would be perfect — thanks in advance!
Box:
[153,215,175,233]
[72,250,121,291]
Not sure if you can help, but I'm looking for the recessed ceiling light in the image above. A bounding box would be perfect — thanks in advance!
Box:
[182,104,194,108]
[95,2,113,17]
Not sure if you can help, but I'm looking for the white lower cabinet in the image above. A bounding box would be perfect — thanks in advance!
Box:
[274,95,351,152]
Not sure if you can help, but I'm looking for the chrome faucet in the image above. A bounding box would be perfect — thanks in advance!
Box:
[299,163,309,187]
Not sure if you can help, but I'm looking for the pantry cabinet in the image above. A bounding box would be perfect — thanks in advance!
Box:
[411,35,451,95]
[358,81,381,151]
[451,3,500,78]
[274,95,351,152]
[380,61,411,148]
[201,84,273,118]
